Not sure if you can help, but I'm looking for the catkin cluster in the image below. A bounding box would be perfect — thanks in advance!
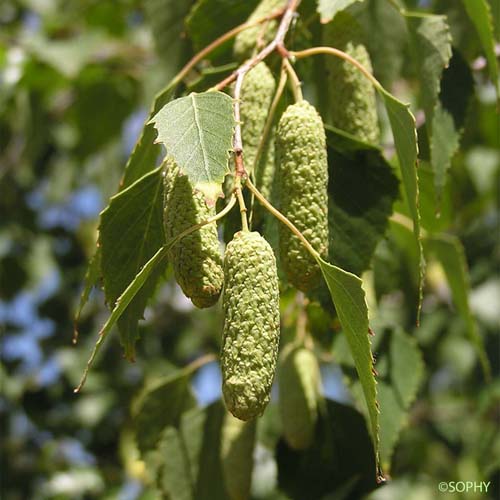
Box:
[240,62,276,227]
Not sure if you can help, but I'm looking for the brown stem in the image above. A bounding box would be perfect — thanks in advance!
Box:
[290,47,382,90]
[223,0,302,185]
[172,8,286,87]
[283,58,303,101]
[214,0,301,92]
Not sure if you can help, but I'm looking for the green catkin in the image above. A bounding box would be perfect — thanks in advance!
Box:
[221,231,280,421]
[277,100,329,292]
[240,62,276,174]
[240,62,277,228]
[221,413,257,500]
[163,160,224,308]
[233,0,287,61]
[323,12,380,144]
[279,346,321,450]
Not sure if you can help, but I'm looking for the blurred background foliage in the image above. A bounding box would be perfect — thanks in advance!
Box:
[0,0,499,499]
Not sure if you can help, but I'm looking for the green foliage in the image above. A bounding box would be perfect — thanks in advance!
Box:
[2,0,499,498]
[150,91,235,202]
[99,167,166,359]
[277,399,377,499]
[462,0,500,99]
[425,234,491,379]
[325,126,399,276]
[318,259,379,456]
[379,88,424,314]
[221,231,280,420]
[318,0,365,24]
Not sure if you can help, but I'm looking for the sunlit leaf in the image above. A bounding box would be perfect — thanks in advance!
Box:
[150,91,235,202]
[317,0,365,24]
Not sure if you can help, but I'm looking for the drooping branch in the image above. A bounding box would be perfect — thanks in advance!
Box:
[220,0,302,181]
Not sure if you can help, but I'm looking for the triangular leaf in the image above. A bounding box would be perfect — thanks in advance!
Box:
[150,91,235,202]
[424,234,491,380]
[317,0,365,24]
[99,166,166,360]
[317,258,379,466]
[75,83,176,323]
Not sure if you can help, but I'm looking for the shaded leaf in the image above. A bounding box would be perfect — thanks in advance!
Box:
[317,0,365,24]
[186,0,259,54]
[75,246,169,393]
[99,167,166,359]
[76,86,175,321]
[132,370,196,454]
[424,234,491,379]
[326,126,399,276]
[155,401,230,500]
[390,329,424,410]
[378,329,424,469]
[406,13,452,118]
[317,258,379,462]
[358,0,407,87]
[277,399,377,499]
[462,0,500,100]
[377,381,406,472]
[150,92,235,202]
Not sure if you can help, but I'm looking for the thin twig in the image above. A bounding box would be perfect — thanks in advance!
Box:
[172,8,286,87]
[290,47,382,91]
[214,0,301,92]
[234,176,249,231]
[283,58,303,101]
[184,353,217,375]
[223,0,302,185]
